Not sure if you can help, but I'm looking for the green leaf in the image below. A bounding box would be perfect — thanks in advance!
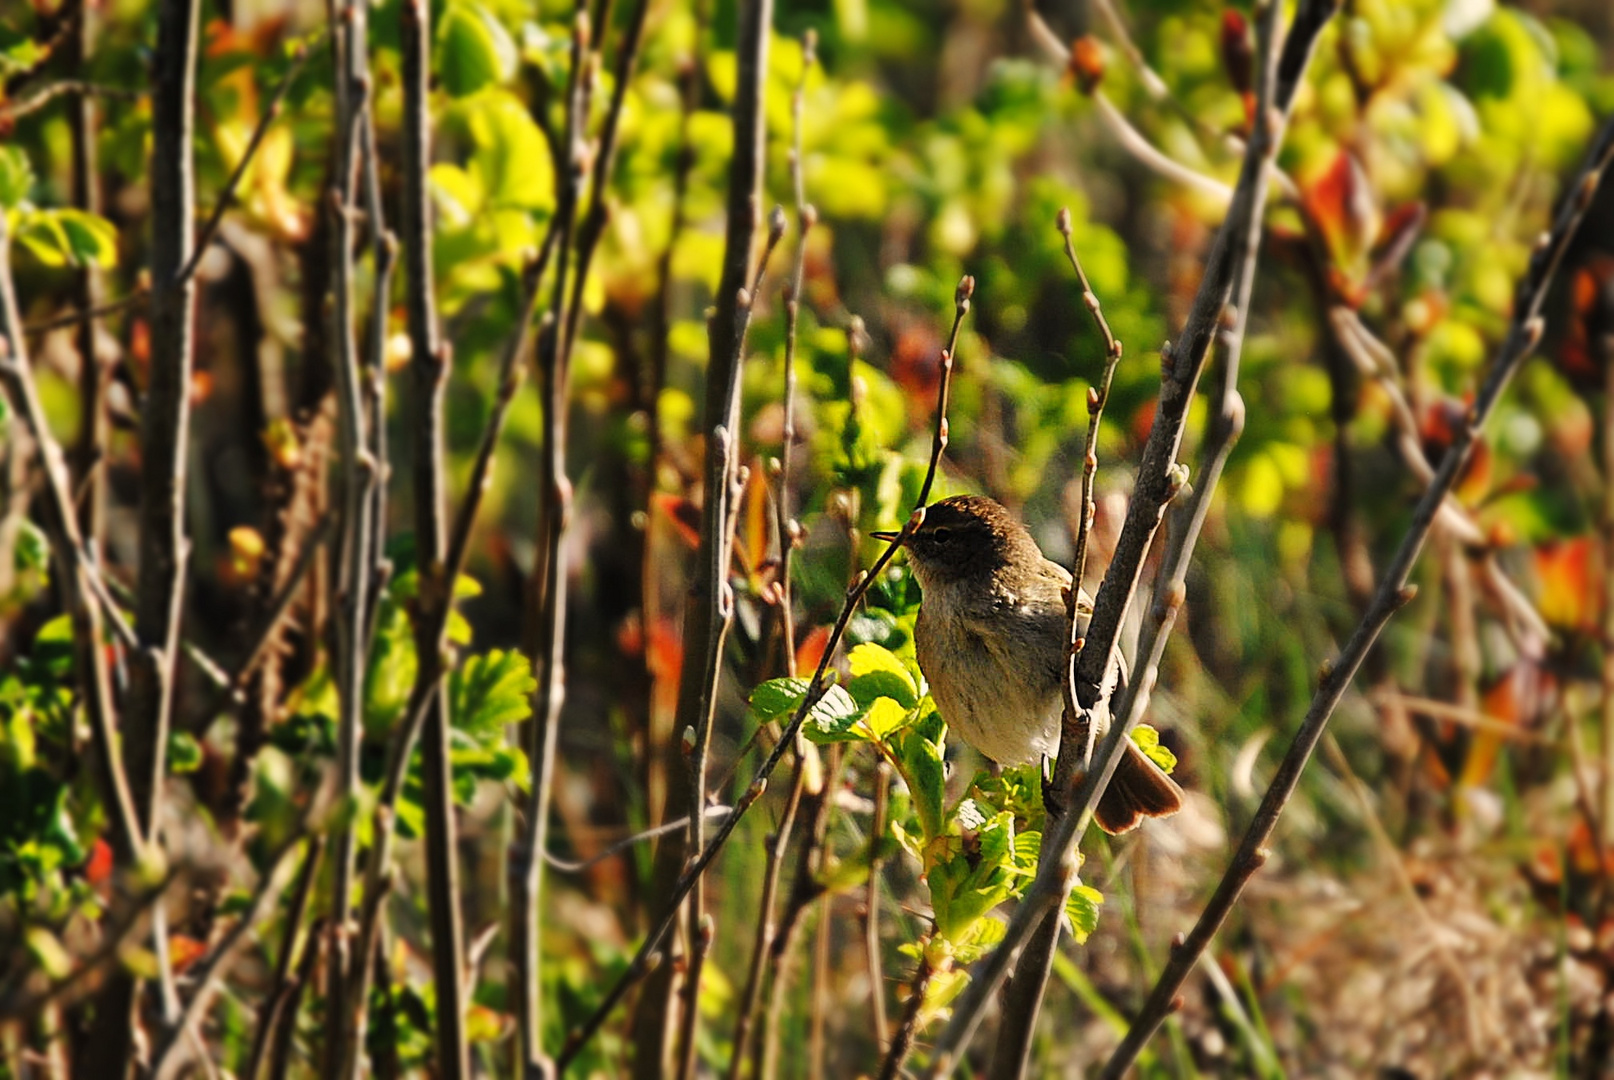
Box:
[50,209,119,268]
[12,518,48,582]
[750,677,809,720]
[167,731,203,775]
[950,914,1007,964]
[461,90,556,212]
[847,669,917,710]
[436,1,515,97]
[799,684,866,744]
[0,147,33,209]
[31,615,76,681]
[894,712,946,840]
[14,212,72,267]
[862,697,911,740]
[1065,883,1104,944]
[1131,724,1177,774]
[449,649,536,737]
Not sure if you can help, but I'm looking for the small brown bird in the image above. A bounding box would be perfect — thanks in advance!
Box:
[872,494,1183,834]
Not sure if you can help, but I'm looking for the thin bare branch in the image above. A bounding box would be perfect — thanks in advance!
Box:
[176,38,320,288]
[148,840,304,1080]
[555,277,974,1072]
[0,80,142,124]
[243,838,324,1080]
[512,5,590,1073]
[320,0,378,1071]
[1097,108,1614,1079]
[398,0,471,1073]
[930,0,1329,1067]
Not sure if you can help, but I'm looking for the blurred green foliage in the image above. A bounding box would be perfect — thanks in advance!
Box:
[2,0,1613,1073]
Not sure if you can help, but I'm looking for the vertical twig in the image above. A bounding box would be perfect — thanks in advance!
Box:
[1602,352,1614,870]
[244,838,323,1080]
[633,10,711,1060]
[67,0,106,556]
[80,0,202,1071]
[981,201,1136,1078]
[265,919,326,1080]
[674,216,787,1080]
[875,955,934,1080]
[125,0,201,851]
[321,0,377,1071]
[864,757,891,1054]
[724,758,808,1080]
[399,0,471,1075]
[512,4,589,1073]
[659,0,775,1065]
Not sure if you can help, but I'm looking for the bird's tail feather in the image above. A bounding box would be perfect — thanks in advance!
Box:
[1093,739,1185,835]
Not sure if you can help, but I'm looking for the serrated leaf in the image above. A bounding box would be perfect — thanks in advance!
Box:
[950,914,1007,963]
[848,642,912,683]
[1065,883,1104,943]
[449,649,536,737]
[862,696,911,740]
[800,684,866,743]
[848,670,917,710]
[750,677,809,720]
[1131,724,1177,774]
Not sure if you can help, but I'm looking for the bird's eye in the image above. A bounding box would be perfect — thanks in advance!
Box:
[931,527,952,544]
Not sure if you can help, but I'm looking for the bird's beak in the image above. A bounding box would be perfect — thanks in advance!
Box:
[869,529,903,544]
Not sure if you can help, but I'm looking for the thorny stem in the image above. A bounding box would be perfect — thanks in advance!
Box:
[876,952,935,1080]
[555,277,975,1072]
[930,0,1324,1069]
[1099,109,1614,1080]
